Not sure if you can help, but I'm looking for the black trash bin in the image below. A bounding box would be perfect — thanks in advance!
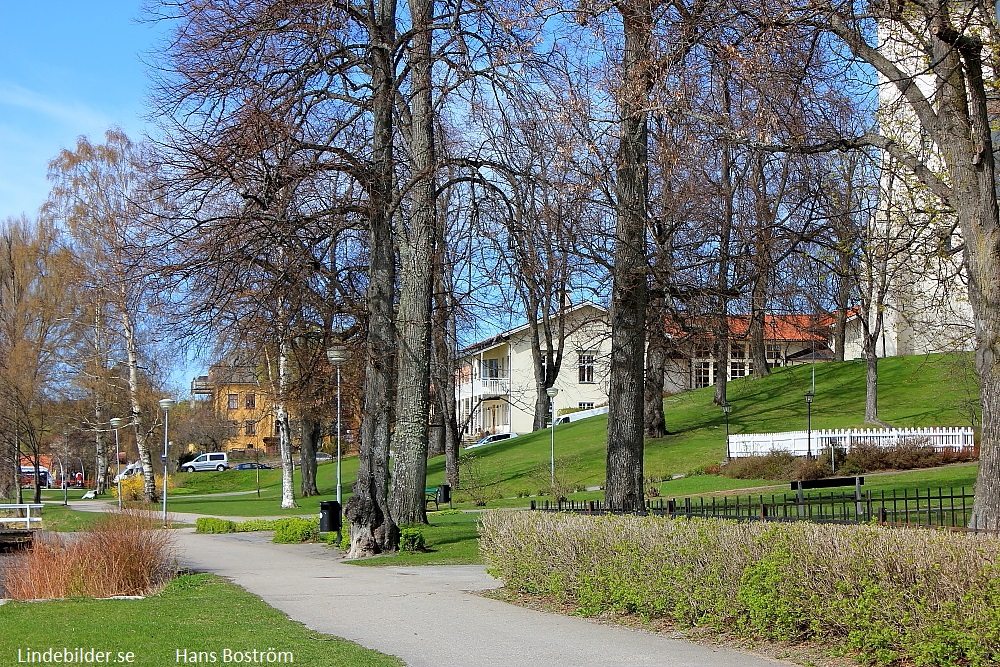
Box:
[319,500,342,532]
[437,484,451,505]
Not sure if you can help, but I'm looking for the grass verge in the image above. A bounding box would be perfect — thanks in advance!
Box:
[0,574,402,667]
[347,511,483,566]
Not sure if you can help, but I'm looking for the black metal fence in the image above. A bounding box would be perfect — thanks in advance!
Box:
[529,486,996,533]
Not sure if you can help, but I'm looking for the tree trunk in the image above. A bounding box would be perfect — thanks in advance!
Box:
[122,311,155,503]
[94,400,108,496]
[605,3,652,513]
[345,0,398,557]
[643,287,668,438]
[277,339,296,509]
[433,282,460,489]
[390,0,436,526]
[864,339,878,424]
[749,280,769,377]
[713,67,734,405]
[299,413,320,497]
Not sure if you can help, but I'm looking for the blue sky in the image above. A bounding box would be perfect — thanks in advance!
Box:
[0,1,167,221]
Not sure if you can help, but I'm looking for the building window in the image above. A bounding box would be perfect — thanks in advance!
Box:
[227,393,238,410]
[694,361,712,388]
[766,344,781,360]
[245,420,257,436]
[245,393,256,410]
[579,402,594,410]
[483,358,500,379]
[730,361,747,378]
[578,353,595,383]
[731,343,745,358]
[694,343,712,358]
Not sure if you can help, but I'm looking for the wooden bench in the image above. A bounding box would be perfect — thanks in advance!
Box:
[425,487,439,511]
[0,504,44,530]
[0,504,43,549]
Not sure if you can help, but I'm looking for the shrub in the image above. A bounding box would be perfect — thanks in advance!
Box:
[0,510,174,599]
[114,472,177,502]
[721,451,799,480]
[272,518,319,544]
[480,511,1000,666]
[196,517,237,533]
[399,526,426,553]
[236,518,280,532]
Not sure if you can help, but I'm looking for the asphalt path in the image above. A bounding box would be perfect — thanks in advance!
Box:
[173,529,791,667]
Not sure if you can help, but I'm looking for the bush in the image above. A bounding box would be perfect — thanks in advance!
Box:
[113,472,177,502]
[195,517,237,534]
[399,526,426,553]
[721,451,799,480]
[0,510,174,599]
[272,518,320,544]
[480,511,1000,666]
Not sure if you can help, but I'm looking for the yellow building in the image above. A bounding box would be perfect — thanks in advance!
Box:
[191,361,280,455]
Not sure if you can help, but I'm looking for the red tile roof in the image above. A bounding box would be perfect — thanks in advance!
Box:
[667,313,830,343]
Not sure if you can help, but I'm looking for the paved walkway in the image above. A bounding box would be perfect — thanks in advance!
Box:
[63,500,789,666]
[173,529,789,667]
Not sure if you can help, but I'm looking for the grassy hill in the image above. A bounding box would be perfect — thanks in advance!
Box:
[158,353,980,512]
[427,352,981,501]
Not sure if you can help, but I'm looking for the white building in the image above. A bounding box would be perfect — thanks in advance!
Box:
[455,302,611,437]
[841,17,979,360]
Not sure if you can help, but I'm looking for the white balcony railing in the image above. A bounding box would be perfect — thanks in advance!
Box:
[459,377,510,398]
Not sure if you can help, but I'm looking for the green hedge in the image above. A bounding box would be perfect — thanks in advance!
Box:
[195,516,321,545]
[273,518,320,544]
[479,511,1000,666]
[195,517,238,534]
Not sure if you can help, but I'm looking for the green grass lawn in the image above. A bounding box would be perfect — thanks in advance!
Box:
[348,511,483,566]
[425,353,981,504]
[0,574,401,667]
[53,354,978,519]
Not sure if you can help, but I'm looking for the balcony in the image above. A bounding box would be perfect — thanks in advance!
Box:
[190,376,212,396]
[459,377,510,398]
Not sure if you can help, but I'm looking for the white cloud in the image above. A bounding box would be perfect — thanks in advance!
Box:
[0,81,111,131]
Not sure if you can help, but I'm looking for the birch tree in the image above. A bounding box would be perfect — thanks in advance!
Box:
[45,131,165,503]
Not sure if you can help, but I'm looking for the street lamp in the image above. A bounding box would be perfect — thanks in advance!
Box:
[159,398,176,523]
[804,391,814,459]
[546,386,559,490]
[721,402,732,461]
[326,345,352,506]
[109,417,124,509]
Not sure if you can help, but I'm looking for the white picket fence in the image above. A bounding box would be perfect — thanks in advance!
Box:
[728,427,975,459]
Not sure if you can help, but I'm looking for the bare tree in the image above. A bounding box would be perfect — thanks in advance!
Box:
[45,131,166,503]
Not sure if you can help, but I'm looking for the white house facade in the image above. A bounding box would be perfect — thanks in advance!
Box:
[456,302,611,437]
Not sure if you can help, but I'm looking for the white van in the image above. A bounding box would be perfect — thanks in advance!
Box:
[113,461,143,483]
[182,452,229,472]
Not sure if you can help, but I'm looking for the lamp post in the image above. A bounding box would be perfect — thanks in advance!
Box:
[109,418,124,509]
[721,402,732,462]
[804,391,814,459]
[326,345,352,506]
[546,386,559,490]
[159,398,176,523]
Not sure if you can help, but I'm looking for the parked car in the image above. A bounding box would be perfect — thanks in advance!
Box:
[235,462,273,470]
[181,452,230,472]
[315,452,333,462]
[467,432,519,449]
[113,461,143,483]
